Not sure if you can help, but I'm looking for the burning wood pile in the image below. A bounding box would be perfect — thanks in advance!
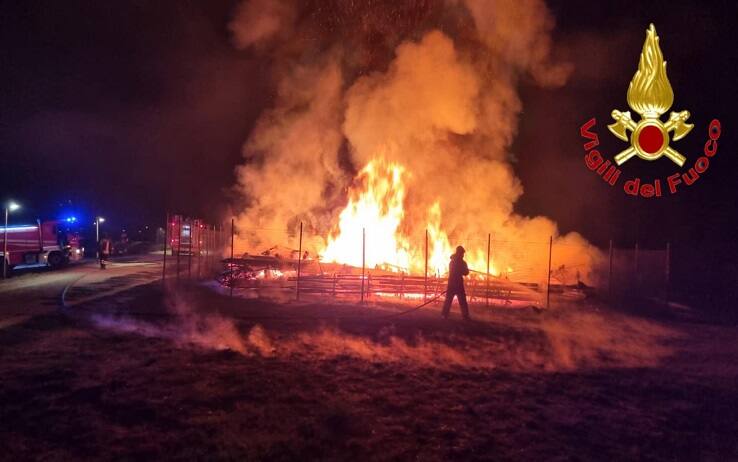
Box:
[224,0,604,297]
[216,242,551,306]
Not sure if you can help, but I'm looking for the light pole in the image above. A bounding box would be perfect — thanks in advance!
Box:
[3,201,21,279]
[95,217,105,262]
[95,216,105,242]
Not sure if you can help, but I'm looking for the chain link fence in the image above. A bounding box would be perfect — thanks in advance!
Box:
[161,214,229,282]
[161,215,674,309]
[607,244,669,302]
[212,224,610,308]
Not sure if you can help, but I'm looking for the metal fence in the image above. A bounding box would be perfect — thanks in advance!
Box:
[162,215,672,308]
[161,214,229,282]
[606,242,670,303]
[215,223,608,308]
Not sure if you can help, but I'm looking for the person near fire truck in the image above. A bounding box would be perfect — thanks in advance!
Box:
[442,245,470,320]
[98,233,112,269]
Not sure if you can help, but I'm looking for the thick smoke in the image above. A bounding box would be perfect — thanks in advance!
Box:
[230,0,601,281]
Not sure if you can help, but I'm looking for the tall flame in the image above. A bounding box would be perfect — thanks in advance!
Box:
[321,158,498,276]
[231,2,604,287]
[627,23,674,118]
[321,159,412,271]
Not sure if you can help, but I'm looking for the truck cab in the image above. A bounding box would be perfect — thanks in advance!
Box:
[1,220,84,274]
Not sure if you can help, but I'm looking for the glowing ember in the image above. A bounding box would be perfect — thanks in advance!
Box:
[255,268,286,279]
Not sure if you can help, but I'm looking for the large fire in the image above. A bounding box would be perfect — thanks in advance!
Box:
[230,1,603,287]
[321,158,498,277]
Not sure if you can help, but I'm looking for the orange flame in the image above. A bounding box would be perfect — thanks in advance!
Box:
[321,159,412,271]
[321,158,500,276]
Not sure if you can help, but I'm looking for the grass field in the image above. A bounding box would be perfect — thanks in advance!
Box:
[1,284,737,460]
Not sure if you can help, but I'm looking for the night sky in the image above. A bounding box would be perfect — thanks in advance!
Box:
[1,1,737,291]
[1,1,267,229]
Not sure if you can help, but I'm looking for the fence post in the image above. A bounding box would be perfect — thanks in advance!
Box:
[230,218,234,297]
[162,212,168,284]
[664,241,671,307]
[546,235,553,309]
[207,225,212,274]
[196,223,201,280]
[424,229,428,302]
[361,227,366,303]
[176,216,182,282]
[486,233,491,307]
[296,221,303,301]
[204,225,210,274]
[219,223,223,258]
[187,219,193,280]
[608,239,613,301]
[209,225,218,274]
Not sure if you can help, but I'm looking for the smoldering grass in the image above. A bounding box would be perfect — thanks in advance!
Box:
[89,292,678,372]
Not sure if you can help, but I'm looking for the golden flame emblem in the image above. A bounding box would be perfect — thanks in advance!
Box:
[608,24,693,166]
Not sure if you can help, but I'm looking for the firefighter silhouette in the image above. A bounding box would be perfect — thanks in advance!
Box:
[442,245,470,320]
[99,234,112,269]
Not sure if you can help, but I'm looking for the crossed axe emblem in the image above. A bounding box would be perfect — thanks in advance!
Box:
[608,109,693,167]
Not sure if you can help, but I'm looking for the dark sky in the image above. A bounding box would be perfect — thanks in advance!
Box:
[0,0,268,229]
[1,0,736,262]
[516,0,738,251]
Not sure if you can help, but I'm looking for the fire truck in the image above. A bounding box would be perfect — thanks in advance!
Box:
[0,220,84,275]
[168,215,204,256]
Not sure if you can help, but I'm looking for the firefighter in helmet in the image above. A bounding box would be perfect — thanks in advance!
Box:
[99,233,112,269]
[442,245,470,320]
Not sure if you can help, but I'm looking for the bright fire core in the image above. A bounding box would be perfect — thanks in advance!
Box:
[320,159,500,277]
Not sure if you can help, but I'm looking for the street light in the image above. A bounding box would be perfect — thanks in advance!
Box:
[3,201,21,279]
[95,216,105,264]
[95,216,105,243]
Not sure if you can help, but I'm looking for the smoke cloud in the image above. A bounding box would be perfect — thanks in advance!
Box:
[91,296,676,372]
[229,0,601,281]
[229,0,296,49]
[91,292,251,355]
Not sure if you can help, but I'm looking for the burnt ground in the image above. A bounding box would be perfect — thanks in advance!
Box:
[1,282,737,461]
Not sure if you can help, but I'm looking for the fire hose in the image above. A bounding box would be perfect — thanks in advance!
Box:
[64,283,450,322]
[374,290,447,319]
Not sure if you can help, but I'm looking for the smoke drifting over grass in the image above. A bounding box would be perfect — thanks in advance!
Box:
[91,292,676,372]
[229,0,602,281]
[92,292,250,355]
[281,312,676,371]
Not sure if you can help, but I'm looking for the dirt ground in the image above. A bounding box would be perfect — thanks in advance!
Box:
[1,282,737,461]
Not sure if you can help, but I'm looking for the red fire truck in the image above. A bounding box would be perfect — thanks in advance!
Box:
[1,220,84,274]
[168,215,204,256]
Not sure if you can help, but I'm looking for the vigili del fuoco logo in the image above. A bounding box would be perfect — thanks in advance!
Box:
[580,24,722,198]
